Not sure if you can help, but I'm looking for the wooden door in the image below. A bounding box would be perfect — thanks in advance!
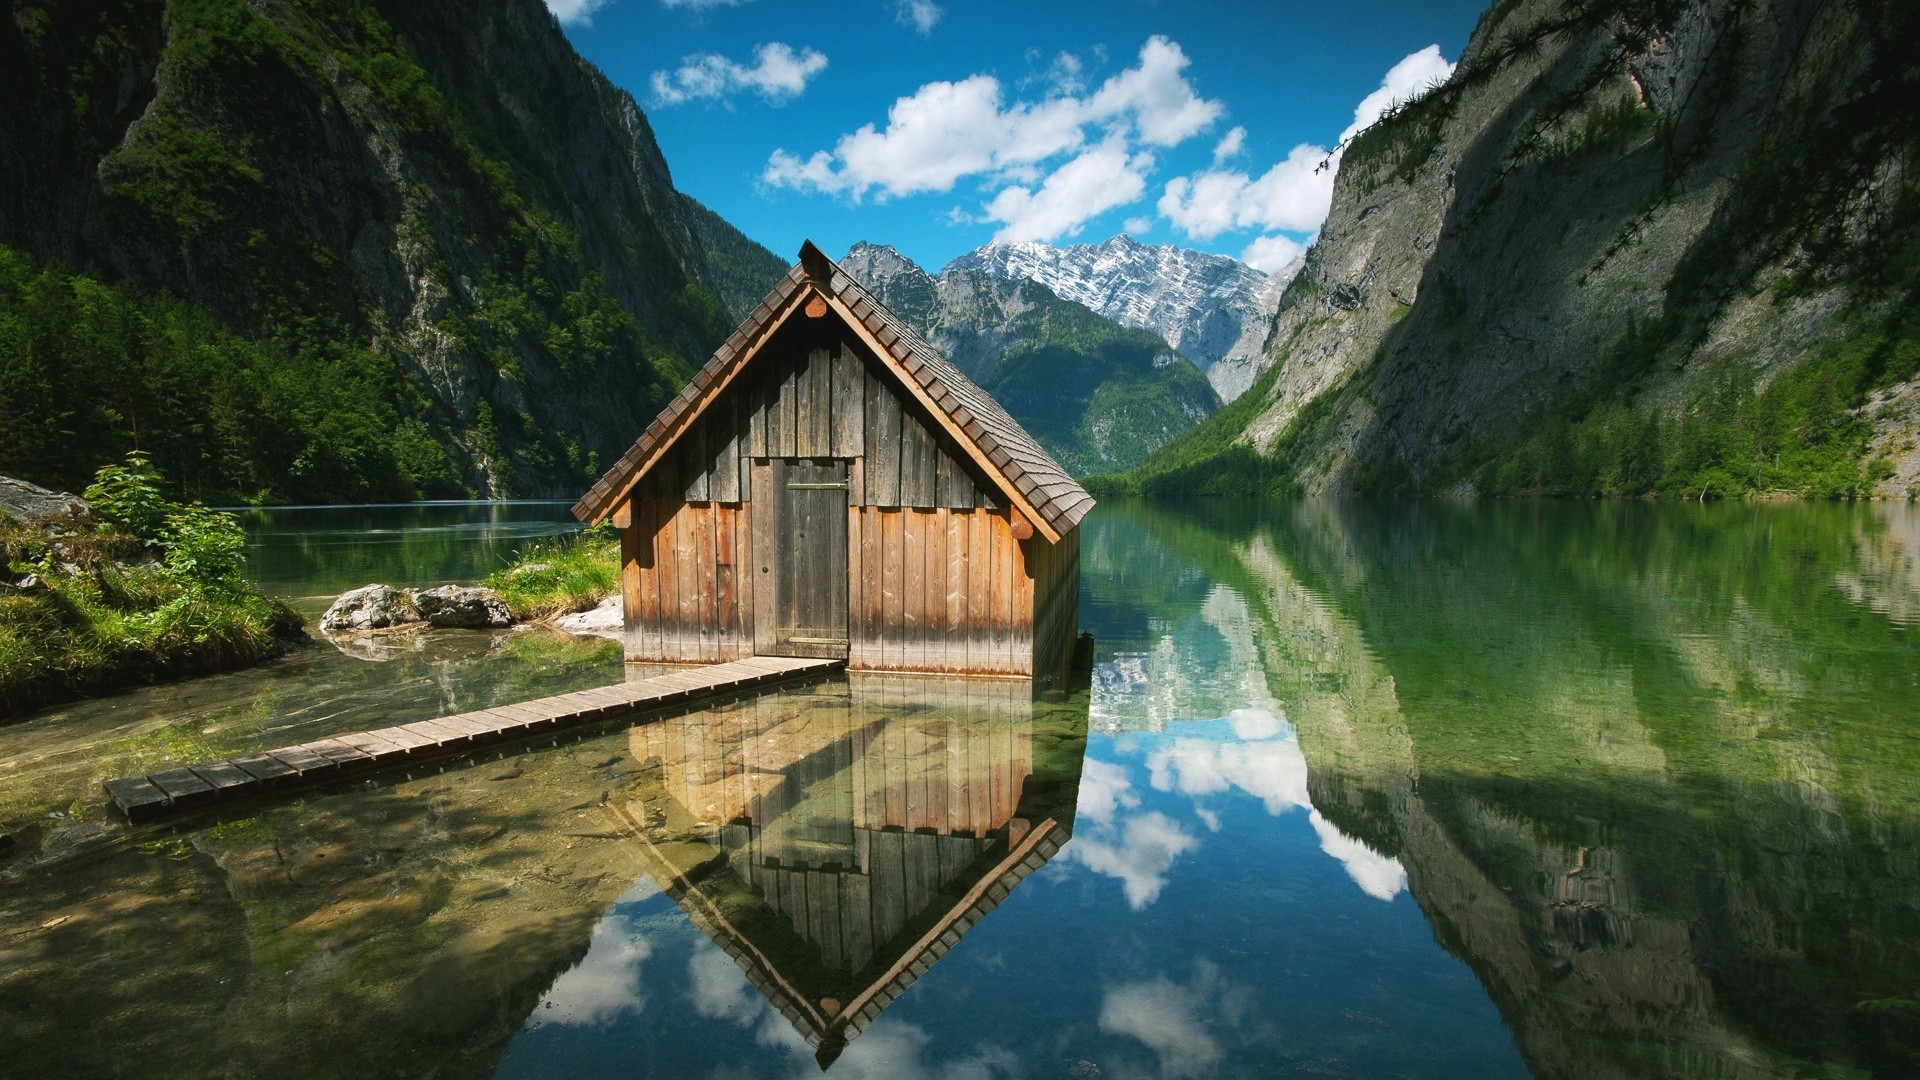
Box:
[756,459,849,658]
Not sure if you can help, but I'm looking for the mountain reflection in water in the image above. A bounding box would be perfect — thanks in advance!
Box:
[1,498,1915,1078]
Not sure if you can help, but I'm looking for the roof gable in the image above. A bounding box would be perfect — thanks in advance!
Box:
[573,242,1093,542]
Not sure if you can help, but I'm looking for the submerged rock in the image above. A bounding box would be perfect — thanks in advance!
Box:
[411,585,512,629]
[320,584,423,632]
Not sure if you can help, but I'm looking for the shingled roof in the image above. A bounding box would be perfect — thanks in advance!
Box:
[572,242,1094,543]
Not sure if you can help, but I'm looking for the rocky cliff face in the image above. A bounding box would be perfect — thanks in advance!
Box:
[948,236,1293,403]
[0,0,786,500]
[840,242,1219,476]
[1118,0,1919,499]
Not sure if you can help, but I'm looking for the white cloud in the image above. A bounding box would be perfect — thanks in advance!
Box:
[1241,234,1306,273]
[1085,36,1224,147]
[1339,44,1455,146]
[1157,142,1335,241]
[766,73,1085,198]
[893,0,942,36]
[1309,809,1408,901]
[984,139,1152,243]
[1211,125,1246,164]
[765,35,1220,241]
[526,914,651,1028]
[1124,216,1153,234]
[1076,757,1139,825]
[1156,45,1454,248]
[1065,809,1197,909]
[650,42,827,107]
[688,942,764,1024]
[545,0,613,24]
[1099,976,1224,1078]
[1144,734,1310,816]
[659,0,752,8]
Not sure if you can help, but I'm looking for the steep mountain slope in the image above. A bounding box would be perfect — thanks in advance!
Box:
[1110,0,1920,500]
[949,236,1294,402]
[841,242,1219,477]
[0,0,786,502]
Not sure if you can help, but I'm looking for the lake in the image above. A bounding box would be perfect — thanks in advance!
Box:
[2,498,1916,1078]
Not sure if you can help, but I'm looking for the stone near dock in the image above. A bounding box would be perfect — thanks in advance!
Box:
[411,585,513,629]
[553,594,622,638]
[321,584,423,631]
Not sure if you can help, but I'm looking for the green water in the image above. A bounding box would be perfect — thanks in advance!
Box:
[1,499,1916,1078]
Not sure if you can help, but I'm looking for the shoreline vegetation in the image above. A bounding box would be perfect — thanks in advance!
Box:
[0,457,305,720]
[481,525,619,623]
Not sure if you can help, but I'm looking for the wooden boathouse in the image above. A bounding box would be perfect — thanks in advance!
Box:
[573,242,1092,682]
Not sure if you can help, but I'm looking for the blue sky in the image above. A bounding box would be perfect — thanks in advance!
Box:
[551,0,1486,273]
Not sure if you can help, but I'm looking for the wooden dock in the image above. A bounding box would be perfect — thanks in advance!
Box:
[103,656,842,823]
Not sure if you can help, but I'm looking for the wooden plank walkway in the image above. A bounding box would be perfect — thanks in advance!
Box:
[103,656,842,823]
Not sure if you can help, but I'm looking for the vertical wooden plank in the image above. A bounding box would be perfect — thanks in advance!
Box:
[988,512,1012,674]
[966,511,990,674]
[751,463,775,655]
[868,377,901,507]
[899,412,933,508]
[773,350,796,458]
[1013,527,1035,676]
[714,391,741,503]
[650,500,673,661]
[693,504,714,661]
[737,501,755,654]
[682,412,709,502]
[810,346,834,457]
[635,503,656,664]
[678,508,700,662]
[620,502,642,659]
[716,504,738,655]
[902,510,924,673]
[747,362,768,457]
[794,347,817,458]
[831,463,850,644]
[880,510,904,671]
[656,504,680,660]
[832,343,865,458]
[847,503,865,667]
[946,509,968,676]
[926,508,948,674]
[936,442,967,509]
[859,509,881,670]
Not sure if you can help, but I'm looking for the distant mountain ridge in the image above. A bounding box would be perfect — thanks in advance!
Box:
[946,236,1295,402]
[841,242,1219,477]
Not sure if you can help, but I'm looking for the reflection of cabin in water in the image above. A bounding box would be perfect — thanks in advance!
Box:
[619,677,1085,1067]
[573,243,1091,682]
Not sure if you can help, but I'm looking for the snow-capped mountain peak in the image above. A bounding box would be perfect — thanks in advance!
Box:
[944,236,1297,401]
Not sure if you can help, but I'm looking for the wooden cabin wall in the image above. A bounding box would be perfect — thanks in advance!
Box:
[1028,528,1081,689]
[621,496,755,662]
[847,506,1035,675]
[636,325,998,511]
[618,319,1075,672]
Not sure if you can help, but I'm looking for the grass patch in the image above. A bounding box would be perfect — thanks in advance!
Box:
[482,525,619,621]
[1,456,306,719]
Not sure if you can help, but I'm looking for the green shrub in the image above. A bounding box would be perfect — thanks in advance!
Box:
[84,452,172,542]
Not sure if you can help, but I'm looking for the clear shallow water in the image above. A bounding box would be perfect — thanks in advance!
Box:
[230,500,588,603]
[2,498,1918,1078]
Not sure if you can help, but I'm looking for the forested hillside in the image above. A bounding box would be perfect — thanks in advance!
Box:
[1102,0,1920,500]
[0,0,786,503]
